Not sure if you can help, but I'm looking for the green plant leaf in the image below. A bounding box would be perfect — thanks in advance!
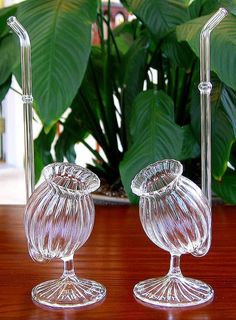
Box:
[161,31,195,71]
[34,125,57,182]
[221,85,236,136]
[0,76,11,101]
[212,168,236,204]
[190,78,235,179]
[229,141,236,168]
[0,4,18,37]
[188,0,209,19]
[212,107,235,179]
[71,90,121,182]
[16,0,97,129]
[176,13,236,91]
[76,53,110,151]
[210,80,236,179]
[55,108,88,163]
[120,89,184,202]
[188,0,226,19]
[113,19,140,55]
[55,134,77,164]
[0,34,19,86]
[119,35,148,145]
[121,0,190,39]
[180,125,200,159]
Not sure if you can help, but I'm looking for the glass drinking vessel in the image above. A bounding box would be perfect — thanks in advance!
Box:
[25,162,106,308]
[131,159,213,307]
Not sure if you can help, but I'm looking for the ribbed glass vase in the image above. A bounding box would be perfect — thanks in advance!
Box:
[131,159,213,307]
[25,162,106,308]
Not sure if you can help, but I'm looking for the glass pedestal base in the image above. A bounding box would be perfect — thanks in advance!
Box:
[133,275,214,307]
[32,275,106,308]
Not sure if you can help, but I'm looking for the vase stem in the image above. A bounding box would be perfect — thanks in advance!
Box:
[62,255,75,277]
[168,254,182,277]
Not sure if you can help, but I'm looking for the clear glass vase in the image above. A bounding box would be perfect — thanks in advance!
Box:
[131,159,213,307]
[24,162,106,308]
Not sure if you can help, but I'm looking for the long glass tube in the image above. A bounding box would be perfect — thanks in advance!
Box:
[198,8,228,207]
[7,16,34,200]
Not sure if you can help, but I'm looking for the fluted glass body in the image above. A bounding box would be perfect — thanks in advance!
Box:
[24,163,106,308]
[131,159,213,307]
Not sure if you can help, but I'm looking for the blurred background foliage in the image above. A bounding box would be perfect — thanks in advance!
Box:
[1,0,236,203]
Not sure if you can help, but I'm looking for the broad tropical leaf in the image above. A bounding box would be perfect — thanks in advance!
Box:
[119,35,148,145]
[17,0,97,128]
[229,141,236,168]
[180,125,200,159]
[188,0,225,19]
[34,126,56,182]
[221,85,236,136]
[113,19,140,55]
[0,76,11,101]
[161,31,195,71]
[76,55,110,153]
[55,107,89,163]
[0,4,18,37]
[0,34,19,85]
[121,0,190,39]
[176,12,236,91]
[212,169,236,204]
[120,90,184,202]
[212,107,235,179]
[190,78,235,179]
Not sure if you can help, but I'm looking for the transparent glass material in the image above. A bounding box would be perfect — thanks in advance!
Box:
[25,163,106,308]
[7,16,35,199]
[131,159,213,307]
[198,8,228,205]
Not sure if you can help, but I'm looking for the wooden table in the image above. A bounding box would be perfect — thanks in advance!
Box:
[0,204,236,319]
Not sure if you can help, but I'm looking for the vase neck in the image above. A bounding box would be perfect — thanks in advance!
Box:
[131,159,183,197]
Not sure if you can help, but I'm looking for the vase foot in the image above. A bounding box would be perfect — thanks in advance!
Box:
[133,275,213,307]
[32,275,106,308]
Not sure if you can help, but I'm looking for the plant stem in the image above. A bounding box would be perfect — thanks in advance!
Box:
[78,91,109,150]
[103,1,120,153]
[82,139,106,164]
[173,67,179,107]
[175,60,197,125]
[10,86,22,95]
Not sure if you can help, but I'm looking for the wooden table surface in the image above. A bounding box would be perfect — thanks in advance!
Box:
[0,204,236,319]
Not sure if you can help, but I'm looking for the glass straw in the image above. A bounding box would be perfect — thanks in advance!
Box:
[198,8,228,207]
[7,16,35,200]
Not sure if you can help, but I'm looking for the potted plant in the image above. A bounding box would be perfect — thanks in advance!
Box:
[0,0,236,203]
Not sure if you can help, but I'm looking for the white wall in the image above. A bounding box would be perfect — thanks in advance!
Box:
[3,0,22,6]
[2,78,24,168]
[2,0,24,168]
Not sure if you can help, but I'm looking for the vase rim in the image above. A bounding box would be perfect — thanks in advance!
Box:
[42,162,100,195]
[131,159,183,197]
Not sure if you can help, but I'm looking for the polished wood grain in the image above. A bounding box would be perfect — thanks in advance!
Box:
[0,204,236,319]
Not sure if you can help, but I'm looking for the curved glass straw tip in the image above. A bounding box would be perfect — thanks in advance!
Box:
[7,16,20,32]
[7,16,16,25]
[7,16,28,37]
[202,8,228,32]
[7,16,17,26]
